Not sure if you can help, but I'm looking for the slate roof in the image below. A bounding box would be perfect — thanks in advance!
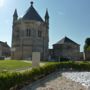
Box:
[22,2,43,22]
[55,37,80,46]
[0,41,10,48]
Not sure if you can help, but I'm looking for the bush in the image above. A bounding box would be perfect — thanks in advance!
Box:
[60,57,70,62]
[0,61,90,90]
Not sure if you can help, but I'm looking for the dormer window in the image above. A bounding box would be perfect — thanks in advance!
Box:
[26,29,31,37]
[38,31,42,38]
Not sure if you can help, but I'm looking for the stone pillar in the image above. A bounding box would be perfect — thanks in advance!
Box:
[83,52,86,60]
[32,52,40,68]
[11,47,16,59]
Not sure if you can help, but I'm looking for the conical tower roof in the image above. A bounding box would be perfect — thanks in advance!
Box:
[13,9,18,17]
[23,1,43,22]
[45,9,49,19]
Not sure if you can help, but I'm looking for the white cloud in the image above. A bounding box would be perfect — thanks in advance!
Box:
[0,0,4,7]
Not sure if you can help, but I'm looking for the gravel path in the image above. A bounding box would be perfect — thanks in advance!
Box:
[35,76,86,90]
[62,72,90,90]
[21,71,87,90]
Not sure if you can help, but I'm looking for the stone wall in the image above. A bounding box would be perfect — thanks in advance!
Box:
[12,20,49,60]
[0,44,10,57]
[53,42,80,60]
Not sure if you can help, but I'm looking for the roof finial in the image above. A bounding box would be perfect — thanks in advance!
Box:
[31,1,33,6]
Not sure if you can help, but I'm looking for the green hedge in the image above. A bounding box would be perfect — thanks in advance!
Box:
[0,61,90,90]
[0,63,59,90]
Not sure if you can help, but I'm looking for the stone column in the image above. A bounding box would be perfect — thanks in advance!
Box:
[32,52,40,68]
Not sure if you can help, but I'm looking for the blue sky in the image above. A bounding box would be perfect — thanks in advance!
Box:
[0,0,90,51]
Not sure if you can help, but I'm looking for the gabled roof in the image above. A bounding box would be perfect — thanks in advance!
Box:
[0,41,10,48]
[22,2,43,22]
[55,37,80,46]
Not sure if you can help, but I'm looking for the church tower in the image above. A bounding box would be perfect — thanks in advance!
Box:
[11,2,49,60]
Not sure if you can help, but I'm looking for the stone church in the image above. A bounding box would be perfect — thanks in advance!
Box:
[11,2,49,60]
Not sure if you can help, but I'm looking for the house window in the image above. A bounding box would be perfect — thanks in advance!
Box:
[38,31,42,38]
[26,29,31,37]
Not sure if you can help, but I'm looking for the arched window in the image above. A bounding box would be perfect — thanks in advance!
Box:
[16,29,20,38]
[26,29,31,37]
[38,30,42,38]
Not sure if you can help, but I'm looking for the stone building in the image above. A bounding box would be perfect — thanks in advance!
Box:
[53,37,80,61]
[11,2,49,60]
[0,41,10,59]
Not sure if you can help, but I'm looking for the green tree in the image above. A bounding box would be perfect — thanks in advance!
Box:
[84,38,90,51]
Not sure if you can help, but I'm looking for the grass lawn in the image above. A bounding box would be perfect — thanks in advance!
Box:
[0,60,32,72]
[0,60,53,72]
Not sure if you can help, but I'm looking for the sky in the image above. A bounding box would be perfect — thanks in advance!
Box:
[0,0,90,52]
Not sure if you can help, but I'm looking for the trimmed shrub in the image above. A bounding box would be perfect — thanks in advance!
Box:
[0,61,90,90]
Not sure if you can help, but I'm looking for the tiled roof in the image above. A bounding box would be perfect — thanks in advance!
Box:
[22,2,43,22]
[55,37,80,46]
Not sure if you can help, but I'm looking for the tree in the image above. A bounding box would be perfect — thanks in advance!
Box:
[84,38,90,51]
